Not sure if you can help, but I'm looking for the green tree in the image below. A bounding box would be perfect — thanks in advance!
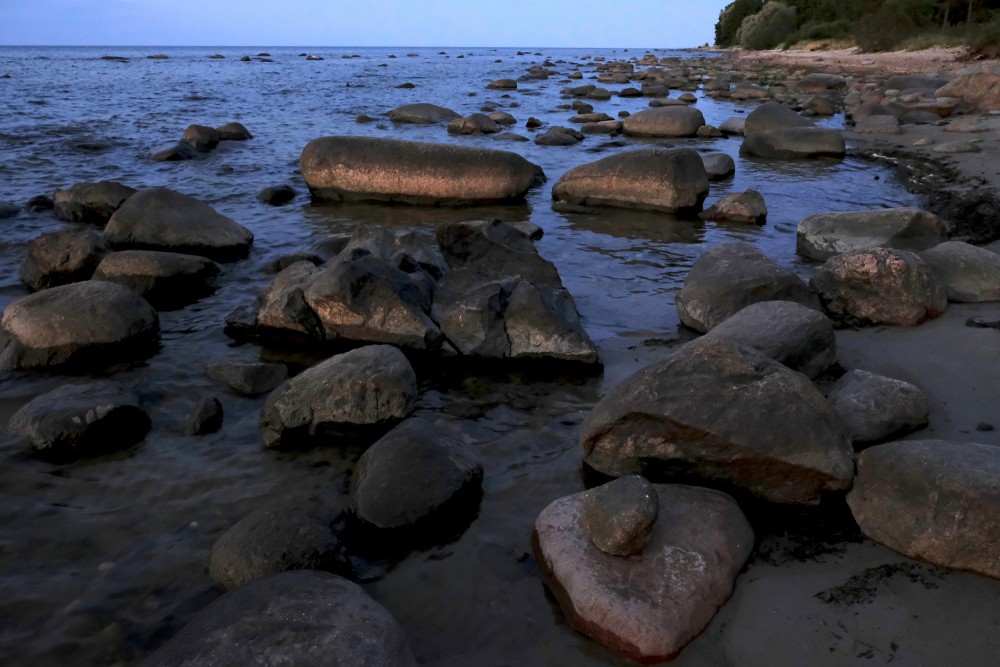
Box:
[716,0,765,46]
[737,1,799,49]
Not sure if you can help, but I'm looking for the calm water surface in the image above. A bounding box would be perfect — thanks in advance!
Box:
[1,45,988,666]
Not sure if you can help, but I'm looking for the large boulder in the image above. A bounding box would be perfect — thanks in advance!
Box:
[209,506,348,591]
[743,101,814,135]
[447,113,502,135]
[701,153,735,180]
[828,369,929,446]
[797,73,847,94]
[533,484,754,662]
[300,136,544,205]
[935,72,1000,113]
[92,250,220,309]
[181,124,220,151]
[8,380,150,461]
[702,300,836,378]
[52,180,136,224]
[216,122,252,140]
[551,148,709,215]
[143,571,418,667]
[676,242,821,333]
[580,336,854,505]
[105,188,254,261]
[0,281,159,371]
[387,103,460,124]
[811,248,947,326]
[351,418,483,529]
[848,440,1000,579]
[919,241,1000,302]
[740,128,846,159]
[20,229,111,291]
[796,208,947,261]
[620,106,706,137]
[260,345,418,447]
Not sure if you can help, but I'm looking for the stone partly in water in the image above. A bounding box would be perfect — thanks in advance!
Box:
[185,396,223,435]
[92,250,220,309]
[811,247,947,326]
[0,280,160,371]
[828,369,930,446]
[796,208,948,261]
[551,148,709,215]
[20,229,111,291]
[8,380,151,461]
[52,180,136,224]
[144,571,418,667]
[740,128,846,159]
[701,152,736,180]
[181,124,221,151]
[387,102,460,124]
[848,440,1000,580]
[580,475,659,557]
[257,184,296,206]
[105,187,254,261]
[698,189,767,225]
[150,141,199,162]
[206,361,288,396]
[216,121,253,140]
[620,106,706,137]
[743,101,815,135]
[676,242,821,333]
[259,345,418,447]
[919,241,1000,303]
[533,484,754,662]
[580,336,854,505]
[300,136,544,205]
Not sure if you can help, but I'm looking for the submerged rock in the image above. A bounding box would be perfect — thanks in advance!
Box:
[52,180,136,224]
[797,208,947,261]
[828,369,929,445]
[20,229,110,291]
[206,361,288,396]
[216,122,253,140]
[181,124,221,151]
[257,184,296,205]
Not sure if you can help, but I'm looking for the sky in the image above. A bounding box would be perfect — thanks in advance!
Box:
[0,0,730,48]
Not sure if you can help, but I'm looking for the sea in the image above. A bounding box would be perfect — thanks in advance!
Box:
[0,45,978,666]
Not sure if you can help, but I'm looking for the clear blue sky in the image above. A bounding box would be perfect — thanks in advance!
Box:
[1,0,730,48]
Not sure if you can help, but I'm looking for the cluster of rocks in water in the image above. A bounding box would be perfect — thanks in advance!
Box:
[150,121,252,161]
[9,50,1000,666]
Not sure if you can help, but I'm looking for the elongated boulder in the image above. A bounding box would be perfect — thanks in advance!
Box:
[621,106,706,137]
[144,571,418,667]
[20,229,111,291]
[935,72,1000,113]
[743,101,814,135]
[848,440,1000,579]
[740,128,846,159]
[105,187,253,260]
[92,250,220,309]
[797,72,847,94]
[676,242,821,333]
[447,113,501,135]
[300,136,544,205]
[387,103,460,124]
[0,281,159,371]
[9,380,150,460]
[919,241,1000,302]
[260,345,417,447]
[533,484,754,662]
[797,208,947,261]
[551,148,708,215]
[829,370,929,445]
[811,248,947,326]
[580,336,854,504]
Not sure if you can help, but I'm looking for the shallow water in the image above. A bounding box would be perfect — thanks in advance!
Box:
[1,45,997,667]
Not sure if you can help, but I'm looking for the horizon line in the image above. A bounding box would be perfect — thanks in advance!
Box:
[0,43,708,50]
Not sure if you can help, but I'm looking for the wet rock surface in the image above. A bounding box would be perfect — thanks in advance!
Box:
[20,229,111,291]
[797,208,947,261]
[828,369,930,446]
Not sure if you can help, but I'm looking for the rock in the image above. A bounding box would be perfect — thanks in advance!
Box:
[581,475,659,556]
[20,229,111,291]
[580,336,854,504]
[300,136,544,205]
[703,300,835,378]
[447,113,502,134]
[0,203,19,218]
[185,396,223,435]
[641,81,669,97]
[207,361,288,396]
[487,78,517,89]
[933,140,981,154]
[503,279,599,364]
[387,102,460,124]
[143,571,418,667]
[534,127,583,146]
[886,75,948,91]
[567,84,595,97]
[797,73,847,94]
[493,131,529,142]
[570,112,614,123]
[488,111,516,125]
[811,248,947,326]
[570,100,594,112]
[854,114,902,134]
[621,106,706,137]
[52,180,136,224]
[701,152,735,180]
[261,252,324,274]
[525,116,543,129]
[796,208,948,261]
[581,120,623,135]
[719,117,746,135]
[698,189,767,225]
[260,345,417,447]
[533,484,754,662]
[9,380,150,460]
[920,241,1000,302]
[351,418,483,529]
[552,148,708,215]
[829,370,929,445]
[744,102,814,135]
[587,87,612,100]
[848,440,1000,579]
[676,242,820,333]
[105,187,254,261]
[0,281,159,371]
[216,122,252,140]
[25,195,54,212]
[697,124,723,138]
[150,141,198,161]
[181,124,221,151]
[209,507,348,590]
[257,184,296,205]
[935,72,1000,113]
[740,128,846,159]
[92,250,220,309]
[804,94,836,116]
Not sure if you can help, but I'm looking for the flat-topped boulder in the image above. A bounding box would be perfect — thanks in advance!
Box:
[300,136,544,205]
[744,101,814,135]
[533,484,753,663]
[105,187,253,261]
[20,229,110,291]
[848,440,1000,579]
[92,250,220,309]
[551,148,708,215]
[387,102,460,124]
[797,208,947,261]
[0,280,159,371]
[919,241,1000,302]
[621,106,706,137]
[580,336,854,505]
[53,180,136,224]
[741,128,846,159]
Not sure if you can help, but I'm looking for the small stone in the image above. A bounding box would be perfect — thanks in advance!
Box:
[256,184,296,206]
[185,396,223,435]
[581,475,659,556]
